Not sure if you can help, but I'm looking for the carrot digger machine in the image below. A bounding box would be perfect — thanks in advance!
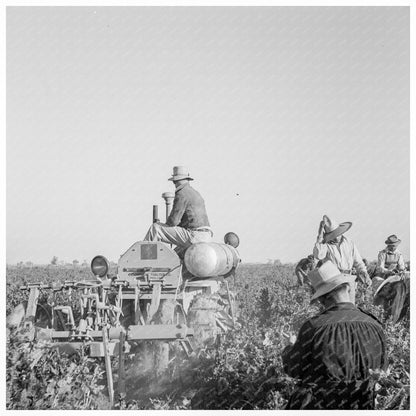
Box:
[12,193,241,407]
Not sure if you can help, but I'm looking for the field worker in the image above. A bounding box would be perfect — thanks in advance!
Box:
[376,235,405,279]
[313,215,371,301]
[144,166,213,257]
[281,260,387,410]
[295,255,314,286]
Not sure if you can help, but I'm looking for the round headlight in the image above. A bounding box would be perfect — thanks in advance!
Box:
[224,232,240,248]
[91,255,109,277]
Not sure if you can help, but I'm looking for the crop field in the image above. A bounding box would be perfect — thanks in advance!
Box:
[6,263,410,410]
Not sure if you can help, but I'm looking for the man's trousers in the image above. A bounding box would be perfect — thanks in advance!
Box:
[144,223,213,257]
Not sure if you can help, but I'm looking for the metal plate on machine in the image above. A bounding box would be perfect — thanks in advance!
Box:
[141,244,157,260]
[90,341,119,357]
[127,324,193,341]
[118,242,181,287]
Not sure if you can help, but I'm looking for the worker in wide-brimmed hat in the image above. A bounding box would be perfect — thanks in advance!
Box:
[313,215,371,300]
[376,235,405,279]
[144,166,212,256]
[282,260,387,410]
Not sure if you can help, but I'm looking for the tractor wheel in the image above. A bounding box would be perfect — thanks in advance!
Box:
[186,295,219,349]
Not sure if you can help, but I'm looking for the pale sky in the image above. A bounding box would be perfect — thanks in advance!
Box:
[6,6,410,264]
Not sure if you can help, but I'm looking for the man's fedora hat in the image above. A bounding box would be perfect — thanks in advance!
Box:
[385,235,401,246]
[168,166,194,182]
[309,260,356,302]
[322,215,352,243]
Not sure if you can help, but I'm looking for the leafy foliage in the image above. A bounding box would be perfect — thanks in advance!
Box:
[6,263,410,410]
[6,329,108,410]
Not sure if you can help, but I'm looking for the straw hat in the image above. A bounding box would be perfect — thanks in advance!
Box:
[385,235,401,246]
[168,166,194,182]
[322,215,352,243]
[309,260,356,301]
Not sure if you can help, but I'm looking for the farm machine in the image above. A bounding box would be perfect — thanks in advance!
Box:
[11,193,241,407]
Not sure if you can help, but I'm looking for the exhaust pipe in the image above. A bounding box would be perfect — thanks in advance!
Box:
[161,192,175,221]
[152,205,159,223]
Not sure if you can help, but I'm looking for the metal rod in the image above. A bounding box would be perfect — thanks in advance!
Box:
[102,327,114,408]
[153,205,158,223]
[24,287,40,328]
[118,330,126,408]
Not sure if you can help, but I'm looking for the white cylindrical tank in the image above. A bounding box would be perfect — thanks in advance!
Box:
[184,242,240,278]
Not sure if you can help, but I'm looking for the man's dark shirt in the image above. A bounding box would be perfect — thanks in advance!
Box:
[166,182,210,229]
[282,302,387,409]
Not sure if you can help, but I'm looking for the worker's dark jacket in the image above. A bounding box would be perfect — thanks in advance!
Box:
[281,302,387,410]
[166,182,210,229]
